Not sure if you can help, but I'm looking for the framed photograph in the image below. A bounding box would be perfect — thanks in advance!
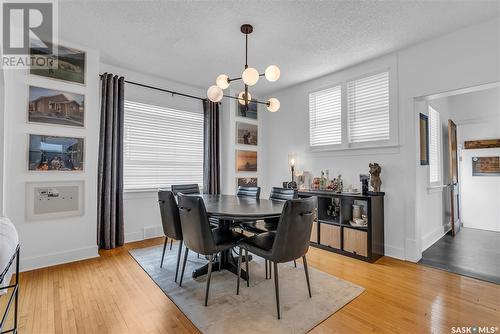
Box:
[28,134,85,171]
[30,42,86,85]
[236,122,258,146]
[472,156,500,176]
[236,177,258,188]
[28,86,85,127]
[236,97,258,120]
[419,113,429,165]
[26,181,85,221]
[236,150,257,172]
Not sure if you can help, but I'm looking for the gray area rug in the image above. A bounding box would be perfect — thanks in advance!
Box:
[129,244,364,334]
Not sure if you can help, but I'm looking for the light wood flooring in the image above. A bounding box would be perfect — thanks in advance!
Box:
[1,237,499,333]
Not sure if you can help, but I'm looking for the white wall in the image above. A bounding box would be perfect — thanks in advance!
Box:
[3,42,100,271]
[261,17,500,261]
[99,63,209,243]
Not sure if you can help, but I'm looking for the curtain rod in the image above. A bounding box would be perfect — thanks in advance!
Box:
[99,73,206,102]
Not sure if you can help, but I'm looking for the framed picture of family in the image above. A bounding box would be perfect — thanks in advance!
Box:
[30,42,86,85]
[28,134,85,172]
[236,97,258,120]
[236,122,258,146]
[28,86,85,127]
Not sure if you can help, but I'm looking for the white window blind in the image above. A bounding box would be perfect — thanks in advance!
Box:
[123,100,204,190]
[347,71,390,143]
[428,105,441,184]
[309,85,342,147]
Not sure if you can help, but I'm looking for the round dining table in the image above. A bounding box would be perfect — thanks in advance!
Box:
[188,194,285,279]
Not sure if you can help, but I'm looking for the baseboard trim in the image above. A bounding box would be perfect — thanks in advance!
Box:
[125,231,144,243]
[384,244,405,260]
[422,225,449,252]
[21,245,99,272]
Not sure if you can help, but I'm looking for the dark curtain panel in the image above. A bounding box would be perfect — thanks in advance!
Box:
[203,100,220,194]
[97,73,125,249]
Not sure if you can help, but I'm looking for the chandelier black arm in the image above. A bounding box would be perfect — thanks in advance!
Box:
[223,94,269,106]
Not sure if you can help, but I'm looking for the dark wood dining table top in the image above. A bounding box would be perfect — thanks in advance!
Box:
[190,194,285,220]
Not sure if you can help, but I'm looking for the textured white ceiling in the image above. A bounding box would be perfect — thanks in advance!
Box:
[59,0,500,94]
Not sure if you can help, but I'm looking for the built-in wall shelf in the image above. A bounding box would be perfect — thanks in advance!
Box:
[299,190,384,263]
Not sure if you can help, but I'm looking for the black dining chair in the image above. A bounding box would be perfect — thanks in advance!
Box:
[239,187,297,234]
[236,186,261,199]
[171,184,200,196]
[178,195,244,306]
[236,197,315,319]
[158,190,184,283]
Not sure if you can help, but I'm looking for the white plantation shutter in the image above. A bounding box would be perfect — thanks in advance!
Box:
[347,71,390,143]
[123,101,204,190]
[428,106,441,184]
[309,85,342,146]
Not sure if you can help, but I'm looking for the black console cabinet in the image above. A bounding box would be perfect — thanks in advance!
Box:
[299,190,384,263]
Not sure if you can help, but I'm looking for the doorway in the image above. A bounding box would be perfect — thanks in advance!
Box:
[416,84,500,284]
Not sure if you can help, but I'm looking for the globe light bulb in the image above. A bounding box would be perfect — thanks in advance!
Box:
[238,91,252,105]
[242,67,259,86]
[207,85,223,102]
[265,65,280,82]
[267,97,280,112]
[216,74,230,89]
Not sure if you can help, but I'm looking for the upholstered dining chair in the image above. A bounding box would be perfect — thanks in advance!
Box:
[158,190,184,283]
[239,187,297,234]
[236,186,261,199]
[236,197,315,319]
[177,195,244,306]
[171,184,200,196]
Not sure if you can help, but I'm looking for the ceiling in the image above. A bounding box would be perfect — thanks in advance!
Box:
[59,1,500,95]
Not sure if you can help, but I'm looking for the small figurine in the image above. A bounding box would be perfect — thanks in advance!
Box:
[360,174,370,195]
[336,174,343,193]
[369,163,382,192]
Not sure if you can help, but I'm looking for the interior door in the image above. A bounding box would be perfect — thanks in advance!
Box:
[448,119,460,235]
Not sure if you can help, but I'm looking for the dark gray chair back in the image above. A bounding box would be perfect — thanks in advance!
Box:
[271,197,315,263]
[237,186,261,199]
[269,187,298,201]
[178,195,217,255]
[158,190,183,240]
[171,184,200,195]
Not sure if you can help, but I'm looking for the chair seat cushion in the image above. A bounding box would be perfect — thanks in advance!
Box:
[239,232,275,258]
[212,228,245,250]
[239,220,278,234]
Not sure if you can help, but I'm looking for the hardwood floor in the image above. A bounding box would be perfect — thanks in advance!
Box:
[1,238,499,333]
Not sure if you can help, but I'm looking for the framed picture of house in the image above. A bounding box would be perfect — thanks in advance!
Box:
[419,113,429,165]
[236,150,257,172]
[28,86,85,127]
[28,134,85,172]
[30,42,86,85]
[236,122,258,146]
[236,177,258,188]
[236,97,258,120]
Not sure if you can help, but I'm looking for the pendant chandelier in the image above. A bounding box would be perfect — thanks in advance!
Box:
[206,24,281,112]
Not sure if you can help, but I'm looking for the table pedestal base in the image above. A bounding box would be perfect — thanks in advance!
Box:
[192,250,251,280]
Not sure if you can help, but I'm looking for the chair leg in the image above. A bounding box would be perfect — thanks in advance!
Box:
[236,247,243,295]
[269,259,272,279]
[205,254,214,306]
[174,241,183,283]
[265,259,268,279]
[160,237,168,268]
[197,253,200,259]
[179,247,189,287]
[219,252,222,272]
[245,249,249,287]
[302,255,312,298]
[293,260,297,268]
[273,262,280,319]
[169,239,173,250]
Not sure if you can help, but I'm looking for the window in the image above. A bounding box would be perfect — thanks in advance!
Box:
[428,105,441,184]
[309,85,342,147]
[347,71,390,143]
[308,70,392,149]
[123,101,203,190]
